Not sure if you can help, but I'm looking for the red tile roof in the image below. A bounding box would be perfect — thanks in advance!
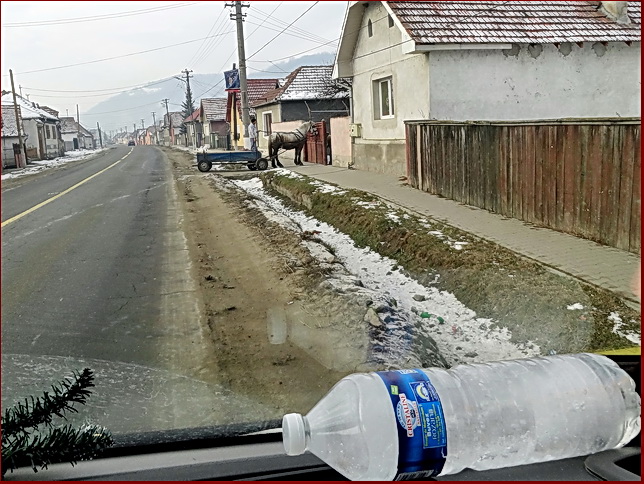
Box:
[227,78,280,121]
[387,1,641,44]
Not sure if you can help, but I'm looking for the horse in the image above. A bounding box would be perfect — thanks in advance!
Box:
[267,121,316,168]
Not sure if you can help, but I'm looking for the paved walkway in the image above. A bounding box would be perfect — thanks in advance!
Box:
[290,163,641,308]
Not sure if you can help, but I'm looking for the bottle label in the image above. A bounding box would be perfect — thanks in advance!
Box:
[376,369,447,480]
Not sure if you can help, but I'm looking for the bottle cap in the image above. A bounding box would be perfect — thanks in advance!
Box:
[282,413,306,455]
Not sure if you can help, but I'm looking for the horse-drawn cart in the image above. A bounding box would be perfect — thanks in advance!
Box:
[196,149,270,172]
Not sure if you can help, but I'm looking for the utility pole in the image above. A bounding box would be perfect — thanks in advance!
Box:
[162,98,171,145]
[228,1,250,148]
[97,122,103,149]
[76,104,81,150]
[18,84,22,97]
[9,69,25,168]
[152,112,159,144]
[181,69,193,147]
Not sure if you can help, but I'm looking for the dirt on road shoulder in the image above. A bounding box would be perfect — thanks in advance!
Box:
[164,148,348,417]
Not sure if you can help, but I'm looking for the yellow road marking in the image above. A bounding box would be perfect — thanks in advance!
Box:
[2,149,133,228]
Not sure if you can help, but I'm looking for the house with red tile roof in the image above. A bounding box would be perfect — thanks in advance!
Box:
[333,1,641,175]
[226,78,279,149]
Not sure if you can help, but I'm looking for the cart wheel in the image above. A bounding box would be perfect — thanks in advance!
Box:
[256,158,269,171]
[198,160,212,172]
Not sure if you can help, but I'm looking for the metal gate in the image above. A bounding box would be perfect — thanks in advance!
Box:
[304,121,328,165]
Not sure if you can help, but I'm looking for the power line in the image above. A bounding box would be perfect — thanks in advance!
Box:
[247,2,319,60]
[3,2,198,27]
[191,5,235,68]
[187,6,227,67]
[248,6,332,45]
[244,19,338,46]
[7,30,234,76]
[21,76,176,94]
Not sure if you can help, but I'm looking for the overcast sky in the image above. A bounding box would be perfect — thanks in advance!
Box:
[1,1,346,117]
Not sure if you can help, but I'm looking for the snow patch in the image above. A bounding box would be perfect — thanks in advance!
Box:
[609,312,641,345]
[230,176,540,366]
[567,303,584,310]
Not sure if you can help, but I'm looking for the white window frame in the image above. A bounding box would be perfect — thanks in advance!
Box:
[376,77,394,119]
[262,111,273,137]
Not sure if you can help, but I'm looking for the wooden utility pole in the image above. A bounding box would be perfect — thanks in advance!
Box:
[9,69,25,168]
[228,1,250,148]
[76,104,81,150]
[151,112,159,144]
[162,98,171,145]
[97,122,103,148]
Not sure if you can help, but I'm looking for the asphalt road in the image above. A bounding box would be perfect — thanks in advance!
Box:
[1,146,230,432]
[2,145,169,361]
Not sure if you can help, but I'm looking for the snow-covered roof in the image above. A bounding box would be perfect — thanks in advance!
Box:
[252,66,349,107]
[1,105,21,137]
[59,116,93,137]
[1,93,59,121]
[200,98,228,121]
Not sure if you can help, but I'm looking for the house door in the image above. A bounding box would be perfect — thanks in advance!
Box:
[73,138,79,150]
[37,125,46,159]
[304,121,328,165]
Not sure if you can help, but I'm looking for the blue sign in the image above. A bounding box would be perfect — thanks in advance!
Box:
[224,69,240,91]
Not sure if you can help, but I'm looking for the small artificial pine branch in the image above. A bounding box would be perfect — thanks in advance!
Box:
[2,368,114,475]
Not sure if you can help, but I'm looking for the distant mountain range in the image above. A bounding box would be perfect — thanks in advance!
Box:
[82,52,335,135]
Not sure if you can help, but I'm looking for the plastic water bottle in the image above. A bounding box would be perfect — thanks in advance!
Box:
[282,353,640,481]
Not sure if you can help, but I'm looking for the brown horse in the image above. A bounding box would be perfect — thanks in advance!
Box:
[267,121,315,168]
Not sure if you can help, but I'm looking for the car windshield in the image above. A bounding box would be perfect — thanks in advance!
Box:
[1,0,640,469]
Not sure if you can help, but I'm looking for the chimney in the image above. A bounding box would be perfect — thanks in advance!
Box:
[599,1,630,24]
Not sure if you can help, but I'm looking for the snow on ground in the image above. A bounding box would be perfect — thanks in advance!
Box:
[1,148,107,181]
[608,312,641,345]
[567,303,584,310]
[230,173,541,366]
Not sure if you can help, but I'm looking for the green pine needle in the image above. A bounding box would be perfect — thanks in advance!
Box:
[1,368,113,475]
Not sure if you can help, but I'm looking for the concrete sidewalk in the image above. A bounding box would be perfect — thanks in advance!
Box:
[289,163,641,308]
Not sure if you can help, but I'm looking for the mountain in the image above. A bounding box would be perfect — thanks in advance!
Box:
[82,52,335,135]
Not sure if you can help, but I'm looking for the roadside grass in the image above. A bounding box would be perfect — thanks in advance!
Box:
[260,170,640,354]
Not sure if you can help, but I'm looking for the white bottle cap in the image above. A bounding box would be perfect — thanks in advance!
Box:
[282,413,306,456]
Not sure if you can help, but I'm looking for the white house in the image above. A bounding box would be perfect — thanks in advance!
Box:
[333,1,641,175]
[1,92,61,161]
[60,117,94,151]
[1,105,25,168]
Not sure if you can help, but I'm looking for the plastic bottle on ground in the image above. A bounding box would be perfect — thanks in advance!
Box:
[282,353,641,481]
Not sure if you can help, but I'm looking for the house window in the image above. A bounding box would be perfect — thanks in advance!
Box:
[46,125,51,138]
[368,19,373,37]
[373,77,394,119]
[388,15,394,27]
[263,112,272,136]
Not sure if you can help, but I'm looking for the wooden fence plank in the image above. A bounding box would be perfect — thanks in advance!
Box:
[616,125,635,251]
[578,126,592,239]
[534,125,545,223]
[630,127,641,253]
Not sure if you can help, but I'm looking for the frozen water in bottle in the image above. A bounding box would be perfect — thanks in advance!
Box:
[282,353,640,481]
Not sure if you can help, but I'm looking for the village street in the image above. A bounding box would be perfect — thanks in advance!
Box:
[0,146,357,433]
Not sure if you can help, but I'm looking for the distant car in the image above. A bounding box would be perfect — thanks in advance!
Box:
[128,140,136,146]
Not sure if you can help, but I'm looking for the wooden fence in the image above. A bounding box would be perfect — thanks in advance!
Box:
[406,119,641,254]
